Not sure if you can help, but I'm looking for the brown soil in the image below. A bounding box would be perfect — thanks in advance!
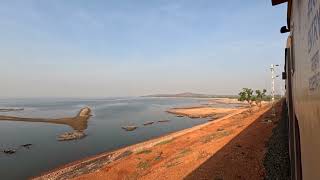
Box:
[35,101,282,180]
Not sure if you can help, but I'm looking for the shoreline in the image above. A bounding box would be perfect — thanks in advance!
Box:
[166,106,239,118]
[33,105,251,180]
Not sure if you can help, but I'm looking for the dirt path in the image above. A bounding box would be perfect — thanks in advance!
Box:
[35,102,284,180]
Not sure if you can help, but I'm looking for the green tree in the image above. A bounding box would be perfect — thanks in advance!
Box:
[255,89,267,107]
[238,88,255,107]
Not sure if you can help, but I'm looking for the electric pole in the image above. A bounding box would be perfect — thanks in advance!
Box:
[270,64,279,116]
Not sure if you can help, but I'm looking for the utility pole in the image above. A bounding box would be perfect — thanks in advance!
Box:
[280,83,285,97]
[270,64,279,116]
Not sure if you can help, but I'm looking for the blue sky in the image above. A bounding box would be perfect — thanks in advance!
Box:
[0,0,287,97]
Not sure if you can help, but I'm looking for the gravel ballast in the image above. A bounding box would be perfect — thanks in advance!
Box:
[263,101,291,179]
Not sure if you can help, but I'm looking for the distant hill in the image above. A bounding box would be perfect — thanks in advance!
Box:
[143,92,237,99]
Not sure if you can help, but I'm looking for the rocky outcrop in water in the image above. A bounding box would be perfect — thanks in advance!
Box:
[158,120,170,123]
[58,131,86,141]
[57,107,91,141]
[77,107,91,117]
[21,144,32,149]
[143,121,154,126]
[122,126,138,131]
[3,149,16,154]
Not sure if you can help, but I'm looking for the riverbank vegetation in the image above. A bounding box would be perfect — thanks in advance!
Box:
[238,88,269,108]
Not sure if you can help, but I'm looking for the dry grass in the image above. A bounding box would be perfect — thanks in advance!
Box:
[154,152,163,161]
[136,149,152,155]
[179,148,191,156]
[155,139,174,146]
[165,161,182,168]
[137,160,151,170]
[200,130,231,144]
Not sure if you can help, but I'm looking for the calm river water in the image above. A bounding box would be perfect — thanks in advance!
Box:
[0,97,236,180]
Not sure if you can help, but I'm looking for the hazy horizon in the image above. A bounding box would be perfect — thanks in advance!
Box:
[0,93,236,99]
[0,1,287,98]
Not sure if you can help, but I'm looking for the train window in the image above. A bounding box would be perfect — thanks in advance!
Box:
[282,72,287,80]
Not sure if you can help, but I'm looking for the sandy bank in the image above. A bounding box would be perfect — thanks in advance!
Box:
[167,106,238,118]
[0,107,91,131]
[208,98,244,104]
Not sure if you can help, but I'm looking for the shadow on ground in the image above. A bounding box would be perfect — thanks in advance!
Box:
[185,101,290,180]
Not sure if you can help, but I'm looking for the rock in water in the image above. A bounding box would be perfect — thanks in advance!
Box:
[158,120,170,123]
[77,107,91,117]
[3,149,16,154]
[122,126,138,131]
[188,115,201,119]
[143,121,154,126]
[21,144,32,149]
[58,131,86,141]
